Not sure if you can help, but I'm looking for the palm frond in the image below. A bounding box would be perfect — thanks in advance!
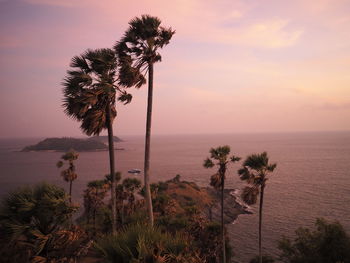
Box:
[203,158,214,168]
[118,91,133,104]
[243,152,269,170]
[210,173,223,189]
[115,14,175,82]
[267,163,277,172]
[241,186,259,205]
[230,155,241,163]
[62,48,125,136]
[210,145,230,161]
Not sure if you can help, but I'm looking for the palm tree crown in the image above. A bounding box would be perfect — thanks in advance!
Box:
[62,48,130,135]
[238,152,276,205]
[115,15,175,86]
[204,146,241,189]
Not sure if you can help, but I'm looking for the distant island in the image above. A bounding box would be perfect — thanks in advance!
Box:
[21,136,123,152]
[87,135,123,143]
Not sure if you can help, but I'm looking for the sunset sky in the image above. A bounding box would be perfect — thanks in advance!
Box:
[0,0,349,137]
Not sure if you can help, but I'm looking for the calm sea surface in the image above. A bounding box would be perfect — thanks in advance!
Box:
[0,132,349,262]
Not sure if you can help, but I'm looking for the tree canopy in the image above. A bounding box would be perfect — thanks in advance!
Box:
[278,218,350,263]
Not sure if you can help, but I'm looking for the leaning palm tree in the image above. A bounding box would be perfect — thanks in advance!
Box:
[203,145,240,263]
[238,152,277,263]
[62,48,131,234]
[115,15,175,226]
[56,150,79,203]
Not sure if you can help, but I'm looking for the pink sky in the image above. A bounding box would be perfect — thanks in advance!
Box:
[0,0,349,137]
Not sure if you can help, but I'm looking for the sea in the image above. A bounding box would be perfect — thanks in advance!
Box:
[0,131,349,263]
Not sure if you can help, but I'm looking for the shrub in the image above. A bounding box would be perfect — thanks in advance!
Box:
[0,183,82,262]
[278,218,350,263]
[95,223,190,262]
[250,255,275,263]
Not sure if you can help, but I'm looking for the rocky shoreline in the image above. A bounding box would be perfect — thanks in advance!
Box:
[204,188,252,224]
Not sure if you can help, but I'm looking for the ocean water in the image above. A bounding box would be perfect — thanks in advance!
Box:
[0,132,349,263]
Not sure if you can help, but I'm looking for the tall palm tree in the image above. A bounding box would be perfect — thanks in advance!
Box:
[115,15,175,226]
[203,145,241,263]
[238,152,277,263]
[62,48,131,234]
[56,150,79,203]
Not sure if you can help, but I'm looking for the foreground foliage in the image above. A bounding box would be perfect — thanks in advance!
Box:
[95,223,202,263]
[278,218,350,263]
[0,183,89,262]
[250,255,275,263]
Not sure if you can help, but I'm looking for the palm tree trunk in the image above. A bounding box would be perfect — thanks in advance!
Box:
[259,184,265,263]
[69,181,72,203]
[221,173,226,263]
[93,208,96,233]
[106,104,117,235]
[144,62,154,226]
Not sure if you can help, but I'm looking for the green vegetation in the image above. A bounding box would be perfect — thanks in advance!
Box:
[238,152,277,263]
[22,137,108,151]
[56,150,79,203]
[115,15,175,226]
[0,183,86,263]
[278,218,350,263]
[203,145,240,263]
[94,224,197,263]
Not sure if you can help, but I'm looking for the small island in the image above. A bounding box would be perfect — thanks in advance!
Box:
[21,137,123,152]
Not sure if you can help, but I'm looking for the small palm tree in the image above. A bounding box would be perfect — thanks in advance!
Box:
[115,15,175,226]
[56,150,79,203]
[84,180,109,232]
[122,178,142,214]
[238,152,277,263]
[62,48,131,234]
[203,145,240,263]
[0,183,77,262]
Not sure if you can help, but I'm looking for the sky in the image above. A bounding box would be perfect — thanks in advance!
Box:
[0,0,349,137]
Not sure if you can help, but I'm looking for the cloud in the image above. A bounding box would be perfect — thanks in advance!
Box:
[235,19,303,48]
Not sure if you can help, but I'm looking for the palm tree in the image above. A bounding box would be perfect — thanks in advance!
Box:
[84,180,109,232]
[203,145,240,263]
[115,15,175,226]
[62,48,131,234]
[56,150,79,203]
[0,183,77,262]
[238,152,277,263]
[122,178,142,214]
